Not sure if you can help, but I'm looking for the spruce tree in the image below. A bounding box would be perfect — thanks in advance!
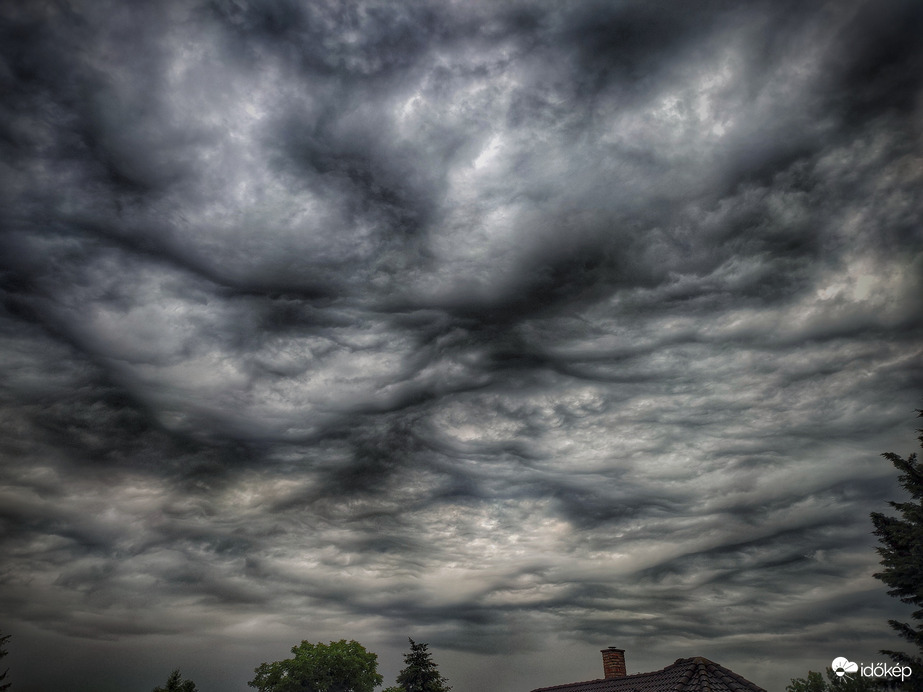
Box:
[871,410,923,685]
[0,630,10,691]
[393,639,451,692]
[153,668,198,692]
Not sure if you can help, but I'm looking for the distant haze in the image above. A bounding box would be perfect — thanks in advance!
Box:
[0,1,921,691]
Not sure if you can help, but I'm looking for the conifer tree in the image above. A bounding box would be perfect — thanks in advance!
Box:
[0,630,10,691]
[871,409,923,685]
[392,639,451,692]
[153,668,198,692]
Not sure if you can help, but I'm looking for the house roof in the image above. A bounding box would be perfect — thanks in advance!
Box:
[529,656,767,692]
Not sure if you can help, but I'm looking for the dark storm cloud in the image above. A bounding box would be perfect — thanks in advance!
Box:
[1,0,922,690]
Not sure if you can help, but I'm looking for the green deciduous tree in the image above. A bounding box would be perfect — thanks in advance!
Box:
[871,410,923,682]
[787,670,828,692]
[0,630,10,691]
[248,639,383,692]
[153,668,198,692]
[786,668,888,691]
[392,639,451,692]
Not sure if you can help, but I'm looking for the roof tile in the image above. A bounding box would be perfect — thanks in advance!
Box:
[529,657,766,692]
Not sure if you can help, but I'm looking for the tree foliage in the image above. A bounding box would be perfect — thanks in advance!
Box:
[787,670,828,692]
[0,630,10,692]
[786,668,888,691]
[248,639,383,692]
[871,410,923,678]
[153,668,198,692]
[392,639,451,692]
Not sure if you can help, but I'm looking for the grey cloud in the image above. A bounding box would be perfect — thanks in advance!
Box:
[1,0,921,691]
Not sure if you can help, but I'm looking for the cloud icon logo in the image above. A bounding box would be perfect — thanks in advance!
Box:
[831,657,859,677]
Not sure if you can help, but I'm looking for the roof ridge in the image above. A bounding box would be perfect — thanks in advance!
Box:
[687,656,768,692]
[530,656,710,692]
[528,654,767,692]
[530,678,608,692]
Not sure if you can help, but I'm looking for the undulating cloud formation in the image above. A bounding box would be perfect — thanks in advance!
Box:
[1,1,921,690]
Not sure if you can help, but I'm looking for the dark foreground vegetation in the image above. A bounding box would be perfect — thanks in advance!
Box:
[788,411,923,691]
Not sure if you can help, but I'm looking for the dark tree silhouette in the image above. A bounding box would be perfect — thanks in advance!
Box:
[153,668,198,692]
[0,630,10,691]
[391,639,451,692]
[871,409,923,689]
[786,667,888,691]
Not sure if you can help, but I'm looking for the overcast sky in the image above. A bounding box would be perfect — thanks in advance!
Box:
[1,1,922,691]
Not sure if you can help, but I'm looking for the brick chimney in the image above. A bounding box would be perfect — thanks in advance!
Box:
[601,647,626,678]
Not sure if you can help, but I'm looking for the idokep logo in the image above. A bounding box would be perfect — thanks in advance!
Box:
[831,658,858,677]
[832,657,913,682]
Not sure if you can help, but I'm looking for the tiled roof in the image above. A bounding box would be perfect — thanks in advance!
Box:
[529,656,767,692]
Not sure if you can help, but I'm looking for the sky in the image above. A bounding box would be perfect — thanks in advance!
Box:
[0,0,921,690]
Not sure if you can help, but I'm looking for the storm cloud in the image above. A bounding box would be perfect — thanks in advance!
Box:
[1,1,921,690]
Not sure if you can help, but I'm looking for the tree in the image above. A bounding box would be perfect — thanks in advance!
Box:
[0,630,10,691]
[786,668,888,691]
[391,639,451,692]
[787,670,828,692]
[153,668,198,692]
[871,409,923,683]
[248,639,383,692]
